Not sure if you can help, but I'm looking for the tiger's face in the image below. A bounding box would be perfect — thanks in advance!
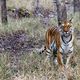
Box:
[62,21,72,33]
[60,21,72,36]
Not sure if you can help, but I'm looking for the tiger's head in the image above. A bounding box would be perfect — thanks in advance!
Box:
[59,19,73,36]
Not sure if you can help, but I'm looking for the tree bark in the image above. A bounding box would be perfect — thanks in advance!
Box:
[0,0,8,24]
[55,0,62,26]
[54,0,67,26]
[36,0,39,8]
[73,0,80,13]
[61,1,67,22]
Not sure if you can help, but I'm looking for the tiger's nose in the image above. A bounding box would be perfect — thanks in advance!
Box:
[64,29,68,32]
[65,31,68,34]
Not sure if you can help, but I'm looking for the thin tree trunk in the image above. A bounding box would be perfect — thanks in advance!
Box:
[73,0,80,13]
[73,0,76,13]
[55,0,67,25]
[73,0,80,19]
[55,0,62,26]
[36,0,39,8]
[79,1,80,19]
[61,1,67,21]
[0,0,8,24]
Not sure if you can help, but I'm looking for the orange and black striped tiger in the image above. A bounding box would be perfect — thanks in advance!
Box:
[42,20,74,68]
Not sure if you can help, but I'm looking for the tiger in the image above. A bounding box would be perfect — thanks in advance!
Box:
[42,20,74,68]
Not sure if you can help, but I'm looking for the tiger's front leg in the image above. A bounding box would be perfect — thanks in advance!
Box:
[66,52,73,68]
[57,50,65,71]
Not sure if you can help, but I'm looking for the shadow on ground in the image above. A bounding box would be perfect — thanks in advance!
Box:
[0,30,44,53]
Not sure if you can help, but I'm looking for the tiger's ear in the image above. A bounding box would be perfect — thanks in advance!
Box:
[58,21,62,25]
[69,17,73,23]
[69,19,72,23]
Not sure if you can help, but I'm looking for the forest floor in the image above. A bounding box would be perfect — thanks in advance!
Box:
[0,16,80,80]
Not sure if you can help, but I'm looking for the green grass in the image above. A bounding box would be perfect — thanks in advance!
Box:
[0,16,58,39]
[0,1,80,80]
[0,17,53,80]
[0,49,80,80]
[7,0,54,10]
[0,10,80,80]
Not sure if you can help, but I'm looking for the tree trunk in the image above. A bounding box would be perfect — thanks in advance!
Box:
[0,0,8,24]
[73,0,80,19]
[55,0,62,26]
[73,0,80,13]
[36,0,39,8]
[55,0,67,26]
[61,1,67,21]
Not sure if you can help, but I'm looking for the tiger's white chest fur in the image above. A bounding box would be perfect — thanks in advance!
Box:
[51,28,74,54]
[60,34,74,54]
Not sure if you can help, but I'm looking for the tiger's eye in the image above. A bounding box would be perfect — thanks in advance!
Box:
[62,24,64,26]
[67,23,70,26]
